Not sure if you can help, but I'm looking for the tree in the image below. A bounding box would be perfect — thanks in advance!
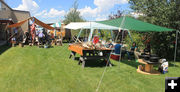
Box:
[63,0,84,25]
[108,10,123,20]
[129,0,180,60]
[108,9,125,41]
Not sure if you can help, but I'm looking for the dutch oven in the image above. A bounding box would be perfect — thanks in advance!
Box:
[141,54,150,60]
[150,54,158,57]
[149,56,160,62]
[139,53,146,59]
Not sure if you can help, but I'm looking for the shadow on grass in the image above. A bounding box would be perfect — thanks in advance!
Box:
[120,59,179,68]
[37,45,54,48]
[0,45,11,55]
[169,62,179,67]
[74,57,115,68]
[119,59,140,68]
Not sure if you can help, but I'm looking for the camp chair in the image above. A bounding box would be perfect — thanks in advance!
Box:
[110,51,126,61]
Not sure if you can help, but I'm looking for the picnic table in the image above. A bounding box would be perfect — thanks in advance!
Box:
[68,44,112,68]
[137,59,161,75]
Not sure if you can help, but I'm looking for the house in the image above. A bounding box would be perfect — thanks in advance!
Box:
[0,0,30,42]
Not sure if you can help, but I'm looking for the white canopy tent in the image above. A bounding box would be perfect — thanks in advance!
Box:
[65,22,120,41]
[65,22,119,30]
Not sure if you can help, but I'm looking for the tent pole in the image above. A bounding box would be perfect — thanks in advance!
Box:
[88,28,94,41]
[118,16,126,67]
[174,30,178,62]
[110,30,114,41]
[88,22,93,41]
[75,28,83,43]
[98,29,102,40]
[128,30,133,43]
[115,16,126,42]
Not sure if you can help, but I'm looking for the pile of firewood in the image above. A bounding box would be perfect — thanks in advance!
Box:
[81,41,107,50]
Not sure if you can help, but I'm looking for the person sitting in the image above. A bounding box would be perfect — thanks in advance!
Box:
[114,41,126,58]
[144,43,151,55]
[114,42,122,54]
[127,42,141,61]
[158,59,168,74]
[110,41,126,60]
[11,37,16,47]
[106,40,113,48]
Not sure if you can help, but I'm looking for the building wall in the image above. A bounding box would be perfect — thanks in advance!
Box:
[12,10,30,33]
[0,0,30,40]
[0,0,12,19]
[0,0,12,40]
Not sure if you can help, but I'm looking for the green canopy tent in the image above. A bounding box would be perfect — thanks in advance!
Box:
[96,16,177,61]
[96,16,174,32]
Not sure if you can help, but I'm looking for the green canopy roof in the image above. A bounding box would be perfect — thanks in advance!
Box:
[96,16,175,32]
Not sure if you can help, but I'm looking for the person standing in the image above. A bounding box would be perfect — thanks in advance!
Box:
[38,31,44,45]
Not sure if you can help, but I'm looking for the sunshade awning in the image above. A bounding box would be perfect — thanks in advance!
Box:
[8,17,55,30]
[65,22,119,30]
[8,18,30,28]
[96,16,175,32]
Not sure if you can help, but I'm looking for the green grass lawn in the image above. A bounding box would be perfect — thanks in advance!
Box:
[0,44,180,92]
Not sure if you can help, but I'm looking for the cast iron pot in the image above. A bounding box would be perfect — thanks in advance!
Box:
[139,53,146,59]
[150,54,158,57]
[149,57,160,62]
[141,55,150,60]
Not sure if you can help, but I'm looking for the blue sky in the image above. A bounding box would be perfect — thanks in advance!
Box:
[5,0,131,23]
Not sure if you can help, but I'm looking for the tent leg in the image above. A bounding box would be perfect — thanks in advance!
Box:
[174,30,178,62]
[110,30,114,41]
[75,29,83,43]
[88,28,94,42]
[128,30,133,43]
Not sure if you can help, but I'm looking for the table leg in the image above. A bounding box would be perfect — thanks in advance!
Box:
[82,60,85,68]
[107,54,112,67]
[69,51,76,60]
[80,56,85,68]
[104,58,112,67]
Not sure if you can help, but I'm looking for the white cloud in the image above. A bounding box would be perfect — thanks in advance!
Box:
[35,8,66,18]
[79,6,98,17]
[130,12,144,18]
[94,0,128,12]
[95,14,108,21]
[95,17,107,21]
[14,0,39,14]
[13,0,128,22]
[79,0,128,20]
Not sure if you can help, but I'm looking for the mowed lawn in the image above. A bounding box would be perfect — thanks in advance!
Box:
[0,44,180,92]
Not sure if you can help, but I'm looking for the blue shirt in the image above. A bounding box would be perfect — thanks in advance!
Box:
[131,46,137,51]
[114,44,122,54]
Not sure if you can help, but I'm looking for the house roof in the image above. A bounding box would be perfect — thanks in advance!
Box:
[0,0,13,10]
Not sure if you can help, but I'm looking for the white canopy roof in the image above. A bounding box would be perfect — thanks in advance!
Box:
[65,22,119,30]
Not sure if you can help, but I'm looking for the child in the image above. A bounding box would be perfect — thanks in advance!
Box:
[158,59,168,74]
